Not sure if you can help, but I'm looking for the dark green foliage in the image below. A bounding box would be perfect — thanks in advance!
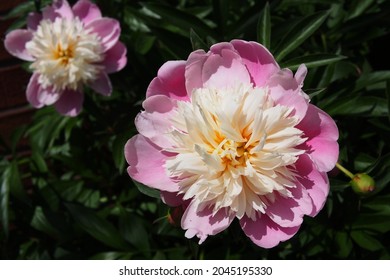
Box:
[0,0,389,259]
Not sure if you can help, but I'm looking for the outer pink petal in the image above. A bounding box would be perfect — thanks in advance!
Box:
[297,104,339,172]
[4,29,34,61]
[43,0,74,21]
[135,95,176,148]
[185,44,251,93]
[89,72,112,96]
[181,202,235,244]
[295,64,307,87]
[26,73,44,108]
[54,88,84,116]
[295,154,329,217]
[146,60,188,101]
[240,214,300,248]
[185,50,208,95]
[27,12,42,31]
[86,18,120,52]
[102,41,127,73]
[72,0,102,25]
[230,40,279,87]
[37,86,61,105]
[202,48,251,89]
[265,185,312,227]
[124,135,179,192]
[267,68,309,121]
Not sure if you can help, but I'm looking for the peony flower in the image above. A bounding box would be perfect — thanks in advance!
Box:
[125,40,339,248]
[4,0,127,116]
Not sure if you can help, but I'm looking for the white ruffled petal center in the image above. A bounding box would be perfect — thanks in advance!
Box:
[26,17,104,92]
[165,84,307,220]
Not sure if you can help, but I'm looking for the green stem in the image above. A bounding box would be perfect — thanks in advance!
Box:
[336,162,354,179]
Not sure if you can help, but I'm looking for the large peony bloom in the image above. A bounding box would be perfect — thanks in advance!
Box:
[4,0,127,116]
[125,40,339,248]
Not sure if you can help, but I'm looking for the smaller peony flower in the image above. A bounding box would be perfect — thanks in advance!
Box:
[4,0,127,116]
[125,40,339,248]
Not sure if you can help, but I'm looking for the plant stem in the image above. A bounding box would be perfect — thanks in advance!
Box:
[336,162,354,179]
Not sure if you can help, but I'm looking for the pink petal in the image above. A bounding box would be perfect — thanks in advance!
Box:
[102,41,127,73]
[160,191,185,207]
[27,12,42,31]
[4,29,34,61]
[185,50,208,95]
[185,44,251,93]
[202,48,251,89]
[295,64,307,87]
[267,68,309,121]
[89,72,112,96]
[209,41,236,53]
[297,104,339,172]
[230,40,279,87]
[43,0,74,21]
[37,86,61,105]
[54,88,84,116]
[240,214,300,248]
[26,73,44,108]
[135,95,176,148]
[147,60,189,101]
[86,18,120,52]
[72,0,102,25]
[265,185,312,227]
[124,135,180,192]
[181,201,235,244]
[295,154,329,217]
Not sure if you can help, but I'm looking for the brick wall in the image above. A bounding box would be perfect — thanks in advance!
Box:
[0,0,33,155]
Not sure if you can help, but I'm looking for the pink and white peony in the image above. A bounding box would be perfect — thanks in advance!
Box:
[125,40,339,248]
[4,0,127,116]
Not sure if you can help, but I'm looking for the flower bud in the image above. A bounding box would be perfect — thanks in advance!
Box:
[350,173,375,195]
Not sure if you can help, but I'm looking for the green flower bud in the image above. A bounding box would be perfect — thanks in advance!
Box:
[350,173,375,195]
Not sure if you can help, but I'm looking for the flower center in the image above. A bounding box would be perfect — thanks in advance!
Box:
[55,44,74,66]
[165,84,307,220]
[26,17,104,91]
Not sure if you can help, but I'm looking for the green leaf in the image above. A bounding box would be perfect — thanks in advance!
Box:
[90,251,133,260]
[190,28,209,51]
[119,209,151,257]
[347,0,375,20]
[10,126,27,154]
[149,27,191,59]
[334,231,353,258]
[9,160,29,204]
[274,11,329,61]
[352,213,390,233]
[65,203,130,250]
[280,54,346,70]
[133,180,160,199]
[386,80,390,122]
[112,132,132,174]
[354,71,390,92]
[307,88,326,99]
[0,1,34,20]
[142,3,217,39]
[363,194,390,212]
[31,150,48,174]
[324,97,388,117]
[31,206,60,238]
[0,166,11,239]
[351,231,383,251]
[132,33,155,55]
[257,2,271,49]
